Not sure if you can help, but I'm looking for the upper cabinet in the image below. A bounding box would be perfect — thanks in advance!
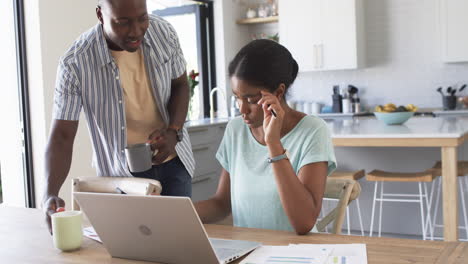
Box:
[279,0,365,71]
[441,0,468,63]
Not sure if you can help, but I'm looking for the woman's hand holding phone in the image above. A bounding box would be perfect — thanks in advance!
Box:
[258,90,283,146]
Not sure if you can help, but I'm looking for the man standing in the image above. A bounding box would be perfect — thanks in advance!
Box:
[43,0,195,232]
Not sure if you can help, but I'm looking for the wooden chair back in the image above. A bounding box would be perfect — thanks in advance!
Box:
[316,178,361,234]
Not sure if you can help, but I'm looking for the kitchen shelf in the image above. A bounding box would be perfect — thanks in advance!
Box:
[236,16,279,25]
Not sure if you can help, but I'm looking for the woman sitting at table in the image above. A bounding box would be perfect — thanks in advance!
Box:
[194,39,336,235]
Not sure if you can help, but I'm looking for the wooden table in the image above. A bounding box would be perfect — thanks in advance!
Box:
[328,116,468,242]
[1,206,467,264]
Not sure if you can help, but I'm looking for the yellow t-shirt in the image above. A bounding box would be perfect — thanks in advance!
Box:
[111,48,176,161]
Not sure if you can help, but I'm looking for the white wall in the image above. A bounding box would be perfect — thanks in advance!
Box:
[289,0,468,109]
[26,0,97,208]
[213,0,250,116]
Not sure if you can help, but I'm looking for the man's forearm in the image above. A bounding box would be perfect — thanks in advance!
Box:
[168,73,190,127]
[44,138,74,198]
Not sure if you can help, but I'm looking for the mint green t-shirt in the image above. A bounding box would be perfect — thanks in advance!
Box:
[216,115,337,232]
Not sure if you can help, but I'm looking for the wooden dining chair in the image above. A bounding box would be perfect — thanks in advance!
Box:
[326,170,365,235]
[315,178,361,235]
[72,177,162,210]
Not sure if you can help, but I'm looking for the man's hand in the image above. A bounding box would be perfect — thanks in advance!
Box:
[43,195,65,235]
[148,128,178,164]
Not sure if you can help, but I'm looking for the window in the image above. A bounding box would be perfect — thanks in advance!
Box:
[0,0,34,207]
[150,0,216,119]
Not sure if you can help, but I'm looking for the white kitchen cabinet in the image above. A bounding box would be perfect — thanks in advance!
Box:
[279,0,322,71]
[441,0,468,63]
[279,0,365,71]
[187,123,226,201]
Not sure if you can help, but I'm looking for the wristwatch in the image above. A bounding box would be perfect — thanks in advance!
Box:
[267,149,290,163]
[168,125,183,142]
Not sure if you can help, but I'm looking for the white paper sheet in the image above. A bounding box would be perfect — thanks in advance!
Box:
[240,244,367,264]
[240,246,327,264]
[83,226,102,243]
[290,244,367,258]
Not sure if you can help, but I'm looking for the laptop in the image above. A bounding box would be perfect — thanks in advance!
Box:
[74,192,261,264]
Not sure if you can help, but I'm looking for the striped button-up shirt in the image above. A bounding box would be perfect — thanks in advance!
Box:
[53,15,195,177]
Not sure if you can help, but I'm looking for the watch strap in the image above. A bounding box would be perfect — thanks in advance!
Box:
[167,125,183,142]
[267,149,289,163]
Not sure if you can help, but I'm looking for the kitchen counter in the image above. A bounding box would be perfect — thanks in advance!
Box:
[186,115,468,138]
[327,115,468,241]
[319,111,435,119]
[433,109,468,116]
[327,116,468,138]
[185,117,232,129]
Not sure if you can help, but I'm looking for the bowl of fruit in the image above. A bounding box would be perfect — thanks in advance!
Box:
[374,103,418,125]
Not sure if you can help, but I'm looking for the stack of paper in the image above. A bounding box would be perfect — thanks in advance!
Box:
[240,244,367,264]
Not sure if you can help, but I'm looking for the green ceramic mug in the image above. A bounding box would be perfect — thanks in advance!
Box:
[51,211,83,251]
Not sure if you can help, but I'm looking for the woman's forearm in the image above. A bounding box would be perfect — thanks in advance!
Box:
[194,198,231,224]
[268,143,322,235]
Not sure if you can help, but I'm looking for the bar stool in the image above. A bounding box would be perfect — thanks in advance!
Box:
[324,170,365,236]
[429,161,468,241]
[367,169,436,240]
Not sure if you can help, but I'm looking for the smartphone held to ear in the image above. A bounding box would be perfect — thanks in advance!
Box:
[271,109,277,117]
[266,104,277,117]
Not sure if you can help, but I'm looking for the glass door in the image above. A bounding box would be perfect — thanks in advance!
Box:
[0,0,33,207]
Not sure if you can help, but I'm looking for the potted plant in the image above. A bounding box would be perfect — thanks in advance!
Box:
[187,70,199,120]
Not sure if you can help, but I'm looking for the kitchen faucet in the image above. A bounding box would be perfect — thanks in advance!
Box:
[209,87,226,119]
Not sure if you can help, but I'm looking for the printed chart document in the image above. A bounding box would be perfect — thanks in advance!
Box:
[240,246,327,264]
[240,244,367,264]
